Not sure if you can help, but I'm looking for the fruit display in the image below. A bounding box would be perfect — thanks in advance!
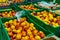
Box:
[12,0,24,3]
[0,2,9,7]
[0,10,16,18]
[0,0,6,2]
[20,4,39,11]
[34,1,59,10]
[4,17,45,40]
[31,11,60,27]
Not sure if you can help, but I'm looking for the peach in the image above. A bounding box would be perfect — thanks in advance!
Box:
[4,17,45,40]
[38,31,45,38]
[13,29,17,33]
[29,34,34,38]
[11,25,15,29]
[4,22,9,27]
[5,28,11,32]
[21,37,25,40]
[30,23,34,27]
[21,22,26,26]
[16,29,21,33]
[22,30,26,36]
[13,21,17,26]
[8,32,13,36]
[16,33,21,39]
[24,36,29,40]
[35,35,40,40]
[32,30,38,35]
[20,18,26,23]
[13,34,16,38]
[31,11,60,27]
[15,23,20,29]
[20,4,39,11]
[27,30,32,36]
[9,20,13,24]
[30,37,36,40]
[0,10,16,18]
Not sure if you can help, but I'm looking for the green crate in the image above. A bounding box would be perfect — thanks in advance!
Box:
[33,0,60,11]
[55,0,60,4]
[0,18,10,40]
[0,19,2,40]
[0,9,17,23]
[0,9,12,12]
[44,0,53,2]
[26,9,60,33]
[0,14,53,40]
[34,3,51,11]
[15,2,43,12]
[9,3,21,11]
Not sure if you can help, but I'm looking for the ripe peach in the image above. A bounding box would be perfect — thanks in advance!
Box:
[5,28,11,32]
[4,22,9,27]
[7,23,11,27]
[10,37,13,40]
[53,18,57,22]
[21,37,25,40]
[11,25,15,29]
[29,34,34,38]
[35,35,40,40]
[32,30,38,35]
[57,19,60,25]
[15,23,20,29]
[20,4,39,11]
[5,12,7,14]
[33,27,36,30]
[16,29,21,33]
[29,27,33,30]
[27,30,32,36]
[55,23,59,27]
[37,12,40,15]
[38,31,45,38]
[31,12,37,16]
[30,23,34,27]
[4,17,45,40]
[13,34,16,38]
[23,23,29,29]
[9,20,13,24]
[0,10,16,18]
[21,22,26,26]
[22,30,26,36]
[32,11,60,27]
[12,12,15,16]
[7,14,11,18]
[24,36,29,40]
[30,37,36,40]
[8,32,13,36]
[13,29,17,33]
[2,13,5,16]
[16,33,21,39]
[13,21,17,26]
[20,18,26,23]
[19,27,22,31]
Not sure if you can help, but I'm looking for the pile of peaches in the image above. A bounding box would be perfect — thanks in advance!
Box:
[0,10,16,18]
[20,4,39,11]
[31,11,60,27]
[12,0,24,3]
[0,2,9,7]
[4,17,45,40]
